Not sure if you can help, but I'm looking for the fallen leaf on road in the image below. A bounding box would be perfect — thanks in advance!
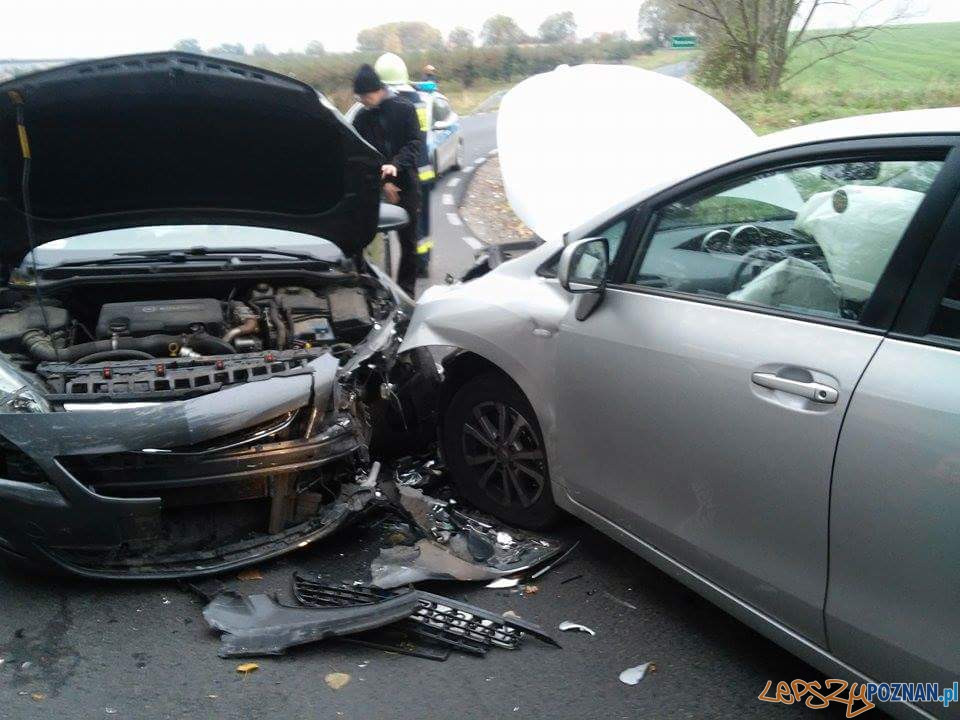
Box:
[235,663,259,674]
[237,569,263,581]
[31,692,46,701]
[325,672,351,690]
[523,585,539,595]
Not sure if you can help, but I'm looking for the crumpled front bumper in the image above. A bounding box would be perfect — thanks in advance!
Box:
[0,352,373,579]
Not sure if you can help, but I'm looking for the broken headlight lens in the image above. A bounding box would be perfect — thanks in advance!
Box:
[0,361,50,413]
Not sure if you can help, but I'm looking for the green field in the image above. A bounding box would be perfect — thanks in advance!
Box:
[785,21,960,92]
[709,21,960,133]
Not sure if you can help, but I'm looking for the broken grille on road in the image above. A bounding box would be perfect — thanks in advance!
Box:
[292,574,560,656]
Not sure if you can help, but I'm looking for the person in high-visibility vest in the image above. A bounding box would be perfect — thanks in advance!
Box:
[375,53,435,278]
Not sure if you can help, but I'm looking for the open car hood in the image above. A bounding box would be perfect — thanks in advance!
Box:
[0,53,384,263]
[497,64,760,244]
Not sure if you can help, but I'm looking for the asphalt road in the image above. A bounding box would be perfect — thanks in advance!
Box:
[0,98,848,719]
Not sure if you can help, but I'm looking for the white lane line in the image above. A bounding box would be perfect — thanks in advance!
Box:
[462,166,474,174]
[442,193,455,206]
[462,236,483,250]
[446,212,462,226]
[473,157,486,166]
[447,177,461,188]
[488,148,499,156]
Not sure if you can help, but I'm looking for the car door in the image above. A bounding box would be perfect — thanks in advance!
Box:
[826,159,960,717]
[554,139,955,645]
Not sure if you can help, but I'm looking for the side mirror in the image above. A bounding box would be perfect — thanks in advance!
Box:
[558,237,609,321]
[558,237,609,293]
[378,203,409,231]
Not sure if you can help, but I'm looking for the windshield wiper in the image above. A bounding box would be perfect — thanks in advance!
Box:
[48,246,333,269]
[114,246,323,262]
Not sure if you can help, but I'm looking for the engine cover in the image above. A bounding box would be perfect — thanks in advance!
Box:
[96,298,225,338]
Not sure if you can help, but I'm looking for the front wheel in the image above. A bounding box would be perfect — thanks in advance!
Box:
[442,372,559,528]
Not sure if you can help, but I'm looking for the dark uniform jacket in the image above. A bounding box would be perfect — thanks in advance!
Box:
[352,93,424,209]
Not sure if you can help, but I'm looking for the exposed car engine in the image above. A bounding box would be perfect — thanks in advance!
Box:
[0,279,393,403]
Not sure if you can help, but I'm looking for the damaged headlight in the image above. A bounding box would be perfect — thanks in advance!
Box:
[0,359,50,413]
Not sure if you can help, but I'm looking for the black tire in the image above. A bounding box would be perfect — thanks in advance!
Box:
[451,140,464,171]
[442,371,560,528]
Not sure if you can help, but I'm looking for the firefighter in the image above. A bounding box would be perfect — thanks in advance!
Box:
[351,63,423,296]
[374,53,436,278]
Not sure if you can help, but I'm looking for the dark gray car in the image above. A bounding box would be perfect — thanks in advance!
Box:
[0,53,436,579]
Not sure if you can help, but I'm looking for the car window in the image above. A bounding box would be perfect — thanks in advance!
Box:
[628,158,944,323]
[432,98,451,124]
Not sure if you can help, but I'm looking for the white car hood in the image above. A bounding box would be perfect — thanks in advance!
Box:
[497,64,760,244]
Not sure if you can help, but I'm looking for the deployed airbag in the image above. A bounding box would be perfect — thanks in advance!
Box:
[795,186,923,301]
[728,257,842,317]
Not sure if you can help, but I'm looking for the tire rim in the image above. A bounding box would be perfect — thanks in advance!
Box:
[461,400,546,508]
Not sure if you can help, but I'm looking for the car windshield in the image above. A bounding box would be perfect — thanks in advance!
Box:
[27,225,344,268]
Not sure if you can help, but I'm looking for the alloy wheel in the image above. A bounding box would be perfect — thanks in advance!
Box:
[460,401,547,508]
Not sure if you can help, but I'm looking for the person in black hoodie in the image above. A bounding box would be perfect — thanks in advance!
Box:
[351,64,424,296]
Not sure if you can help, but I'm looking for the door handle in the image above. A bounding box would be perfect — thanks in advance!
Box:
[751,372,838,404]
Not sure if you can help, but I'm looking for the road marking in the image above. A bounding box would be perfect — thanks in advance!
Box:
[446,212,462,226]
[447,177,461,188]
[442,193,454,206]
[462,236,483,250]
[473,157,486,166]
[488,148,499,156]
[462,166,474,174]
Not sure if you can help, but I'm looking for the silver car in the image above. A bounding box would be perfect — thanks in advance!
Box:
[402,66,960,719]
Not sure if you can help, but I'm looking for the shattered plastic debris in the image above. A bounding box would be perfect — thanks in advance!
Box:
[529,540,580,580]
[325,672,352,690]
[203,590,419,658]
[486,578,520,589]
[235,663,259,674]
[619,662,655,685]
[370,486,565,588]
[558,621,595,636]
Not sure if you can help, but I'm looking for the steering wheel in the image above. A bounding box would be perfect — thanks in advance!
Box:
[730,246,790,292]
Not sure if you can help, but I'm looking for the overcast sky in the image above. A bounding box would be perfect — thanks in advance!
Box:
[2,0,957,58]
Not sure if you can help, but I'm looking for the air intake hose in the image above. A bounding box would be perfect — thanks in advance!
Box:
[23,330,236,362]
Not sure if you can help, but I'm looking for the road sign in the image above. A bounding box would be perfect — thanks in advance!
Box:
[670,35,698,49]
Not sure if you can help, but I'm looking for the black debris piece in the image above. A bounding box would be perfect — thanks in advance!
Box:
[293,574,561,655]
[202,589,420,658]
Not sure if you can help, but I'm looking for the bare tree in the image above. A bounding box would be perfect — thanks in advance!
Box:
[676,0,911,90]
